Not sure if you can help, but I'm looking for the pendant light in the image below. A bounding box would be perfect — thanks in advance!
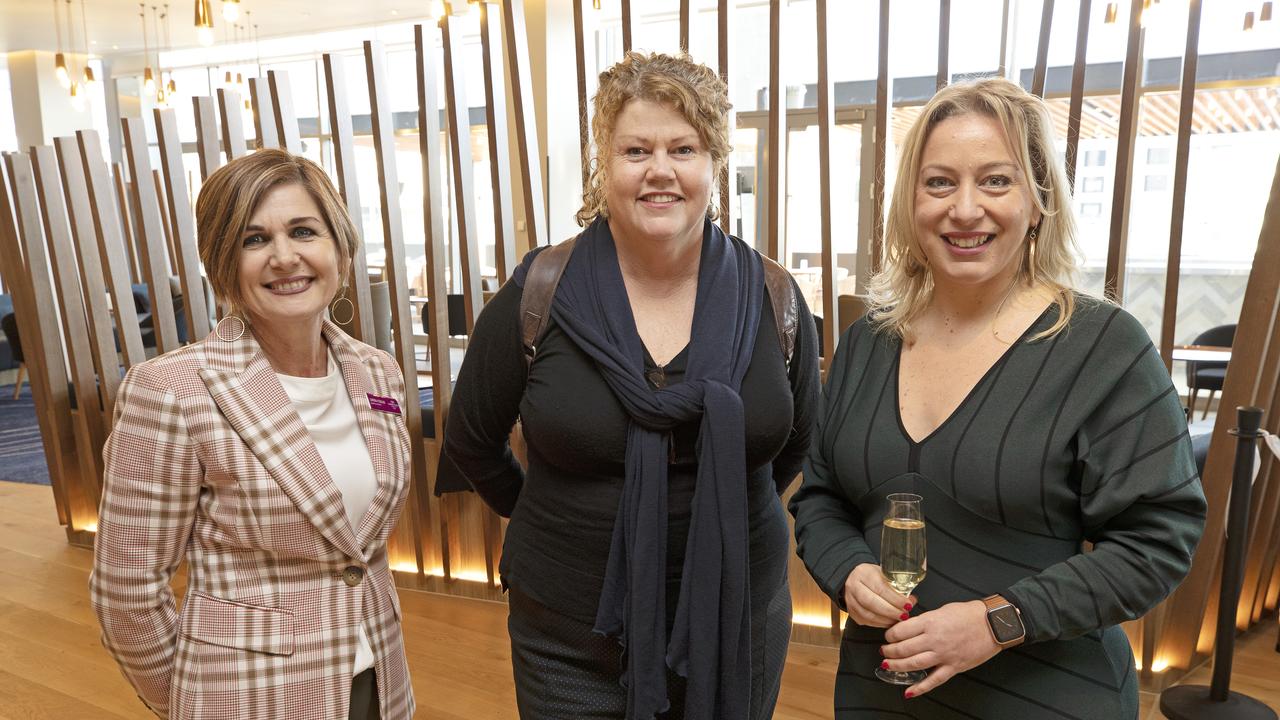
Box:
[194,0,215,46]
[222,0,239,22]
[79,0,95,85]
[54,0,71,88]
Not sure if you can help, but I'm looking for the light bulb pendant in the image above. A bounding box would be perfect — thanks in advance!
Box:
[168,78,177,93]
[84,65,96,84]
[1104,2,1118,23]
[55,53,71,88]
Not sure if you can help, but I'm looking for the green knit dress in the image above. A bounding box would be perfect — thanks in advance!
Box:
[789,297,1206,719]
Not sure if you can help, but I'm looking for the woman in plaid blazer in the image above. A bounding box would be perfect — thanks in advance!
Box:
[90,150,414,720]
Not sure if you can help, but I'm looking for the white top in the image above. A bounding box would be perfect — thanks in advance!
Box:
[277,352,378,676]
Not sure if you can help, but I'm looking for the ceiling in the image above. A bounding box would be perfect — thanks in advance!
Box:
[0,0,434,57]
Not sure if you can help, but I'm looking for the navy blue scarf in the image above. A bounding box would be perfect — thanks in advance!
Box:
[513,217,764,719]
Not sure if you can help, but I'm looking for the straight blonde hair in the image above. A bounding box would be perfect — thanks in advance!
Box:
[195,149,360,319]
[866,78,1083,340]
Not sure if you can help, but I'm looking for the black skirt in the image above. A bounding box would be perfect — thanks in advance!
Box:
[507,583,792,719]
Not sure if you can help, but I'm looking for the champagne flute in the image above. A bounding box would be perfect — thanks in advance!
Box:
[875,492,928,685]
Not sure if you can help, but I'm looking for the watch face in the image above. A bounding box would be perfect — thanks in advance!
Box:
[989,606,1024,644]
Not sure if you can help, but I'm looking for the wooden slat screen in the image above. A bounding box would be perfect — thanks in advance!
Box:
[249,77,280,150]
[193,95,222,180]
[502,0,549,248]
[1103,0,1145,302]
[154,109,213,341]
[268,70,303,154]
[217,88,248,160]
[121,117,182,354]
[480,2,518,283]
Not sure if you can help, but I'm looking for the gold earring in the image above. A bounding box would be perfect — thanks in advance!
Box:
[1027,227,1039,286]
[215,314,246,342]
[330,283,354,325]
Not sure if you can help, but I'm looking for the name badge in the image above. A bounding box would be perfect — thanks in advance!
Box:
[367,394,402,415]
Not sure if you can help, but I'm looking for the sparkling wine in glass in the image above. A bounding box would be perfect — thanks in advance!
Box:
[876,492,928,685]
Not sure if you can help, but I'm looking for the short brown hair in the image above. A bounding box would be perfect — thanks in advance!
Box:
[195,149,360,317]
[576,51,732,226]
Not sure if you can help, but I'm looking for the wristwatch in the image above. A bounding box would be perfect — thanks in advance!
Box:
[982,594,1026,647]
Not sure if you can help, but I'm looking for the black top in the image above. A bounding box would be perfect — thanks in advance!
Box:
[444,276,820,623]
[789,297,1207,718]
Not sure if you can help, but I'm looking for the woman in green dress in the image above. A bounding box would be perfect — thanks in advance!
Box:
[789,77,1206,718]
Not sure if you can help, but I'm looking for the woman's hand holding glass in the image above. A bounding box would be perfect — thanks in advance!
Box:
[842,563,918,628]
[879,600,1001,698]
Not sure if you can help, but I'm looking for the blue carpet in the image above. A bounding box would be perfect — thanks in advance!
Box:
[0,384,50,485]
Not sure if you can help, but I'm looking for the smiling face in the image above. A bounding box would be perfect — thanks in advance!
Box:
[236,183,345,333]
[603,98,714,247]
[914,113,1042,293]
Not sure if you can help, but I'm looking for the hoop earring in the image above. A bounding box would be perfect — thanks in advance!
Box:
[215,315,246,342]
[1027,226,1039,286]
[330,285,354,326]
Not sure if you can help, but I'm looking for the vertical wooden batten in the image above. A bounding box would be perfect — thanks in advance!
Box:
[414,23,452,580]
[1065,0,1092,191]
[54,137,122,420]
[872,0,890,272]
[0,154,81,530]
[193,95,222,180]
[621,0,633,53]
[717,0,733,235]
[439,15,484,332]
[154,108,213,341]
[1032,0,1055,97]
[152,170,178,276]
[480,2,518,284]
[364,38,434,577]
[268,70,303,154]
[1103,0,1145,303]
[78,130,147,370]
[765,0,786,263]
[815,0,838,368]
[937,0,950,92]
[679,0,691,52]
[502,0,549,248]
[217,88,248,160]
[249,77,280,150]
[28,146,106,521]
[321,53,376,343]
[572,0,591,189]
[121,117,182,355]
[111,163,141,284]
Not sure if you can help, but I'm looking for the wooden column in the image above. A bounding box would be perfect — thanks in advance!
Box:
[0,154,82,531]
[572,0,590,189]
[937,0,950,92]
[414,23,454,582]
[1103,0,1145,302]
[321,53,376,343]
[54,137,122,418]
[1031,0,1055,97]
[193,95,222,180]
[364,38,434,576]
[29,145,106,516]
[815,0,838,367]
[268,70,303,154]
[1065,0,1092,191]
[679,0,691,52]
[480,2,518,283]
[249,77,280,150]
[717,0,733,235]
[439,15,484,331]
[154,108,213,341]
[121,117,181,354]
[217,88,248,160]
[502,0,549,248]
[78,130,146,369]
[621,0,633,53]
[765,0,787,262]
[872,0,890,272]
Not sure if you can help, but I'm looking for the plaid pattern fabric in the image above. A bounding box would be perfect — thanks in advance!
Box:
[91,320,414,719]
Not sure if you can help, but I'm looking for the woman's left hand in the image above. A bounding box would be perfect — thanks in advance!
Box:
[879,599,1002,698]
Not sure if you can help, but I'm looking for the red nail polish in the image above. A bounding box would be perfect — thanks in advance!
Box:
[904,603,913,611]
[900,612,910,620]
[905,691,914,699]
[880,661,889,670]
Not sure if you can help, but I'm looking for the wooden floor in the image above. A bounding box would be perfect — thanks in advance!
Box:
[1,479,1276,719]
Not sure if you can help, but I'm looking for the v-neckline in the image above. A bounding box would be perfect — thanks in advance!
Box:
[893,303,1055,446]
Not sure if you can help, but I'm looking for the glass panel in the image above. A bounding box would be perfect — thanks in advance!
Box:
[729,125,761,247]
[783,122,863,315]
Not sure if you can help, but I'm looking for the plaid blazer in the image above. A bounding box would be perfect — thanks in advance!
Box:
[90,320,415,719]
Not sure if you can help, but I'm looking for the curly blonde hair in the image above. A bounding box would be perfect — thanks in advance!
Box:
[576,51,732,227]
[866,77,1083,340]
